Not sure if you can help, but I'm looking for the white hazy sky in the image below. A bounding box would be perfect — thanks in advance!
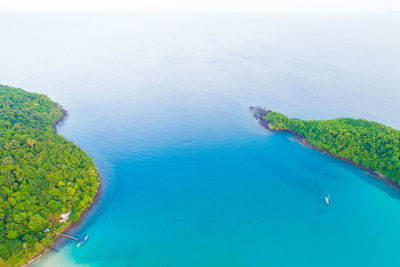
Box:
[1,0,399,13]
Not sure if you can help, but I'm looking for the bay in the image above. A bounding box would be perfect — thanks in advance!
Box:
[1,12,400,266]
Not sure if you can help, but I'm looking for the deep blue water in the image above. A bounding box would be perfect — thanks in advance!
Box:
[2,12,400,266]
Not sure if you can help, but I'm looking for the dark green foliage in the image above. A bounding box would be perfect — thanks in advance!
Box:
[0,85,100,266]
[264,111,400,183]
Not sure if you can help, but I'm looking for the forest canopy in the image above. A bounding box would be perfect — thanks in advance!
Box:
[0,85,100,266]
[264,111,400,183]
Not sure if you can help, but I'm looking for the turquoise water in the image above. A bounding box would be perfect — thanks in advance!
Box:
[2,13,400,266]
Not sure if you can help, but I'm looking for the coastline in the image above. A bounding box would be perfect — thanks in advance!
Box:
[52,108,68,131]
[22,108,102,267]
[250,106,400,192]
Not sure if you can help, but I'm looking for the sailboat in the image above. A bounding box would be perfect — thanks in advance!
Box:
[324,193,331,205]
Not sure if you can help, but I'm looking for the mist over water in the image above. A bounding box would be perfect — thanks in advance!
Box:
[2,12,400,266]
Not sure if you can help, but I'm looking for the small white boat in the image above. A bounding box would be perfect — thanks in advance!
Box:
[325,193,331,205]
[77,234,88,247]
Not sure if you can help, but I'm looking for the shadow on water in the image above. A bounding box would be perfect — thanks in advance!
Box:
[315,208,327,214]
[281,128,400,203]
[257,129,400,207]
[339,160,400,202]
[252,131,327,196]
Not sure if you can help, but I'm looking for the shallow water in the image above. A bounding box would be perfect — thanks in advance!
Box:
[2,12,400,266]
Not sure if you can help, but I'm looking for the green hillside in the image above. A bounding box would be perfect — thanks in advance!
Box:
[0,85,100,266]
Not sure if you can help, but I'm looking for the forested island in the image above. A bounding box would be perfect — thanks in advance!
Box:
[250,106,400,186]
[0,85,100,266]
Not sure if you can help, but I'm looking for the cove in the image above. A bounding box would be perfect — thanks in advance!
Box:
[1,12,400,267]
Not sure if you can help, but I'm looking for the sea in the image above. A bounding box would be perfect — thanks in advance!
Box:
[1,12,400,267]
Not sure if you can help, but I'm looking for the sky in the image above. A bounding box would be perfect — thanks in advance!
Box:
[0,0,399,13]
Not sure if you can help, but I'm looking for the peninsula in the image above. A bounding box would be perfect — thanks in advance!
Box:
[0,85,100,266]
[250,106,400,187]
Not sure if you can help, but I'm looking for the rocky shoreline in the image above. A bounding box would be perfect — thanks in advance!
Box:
[249,106,400,192]
[22,108,102,267]
[52,108,67,131]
